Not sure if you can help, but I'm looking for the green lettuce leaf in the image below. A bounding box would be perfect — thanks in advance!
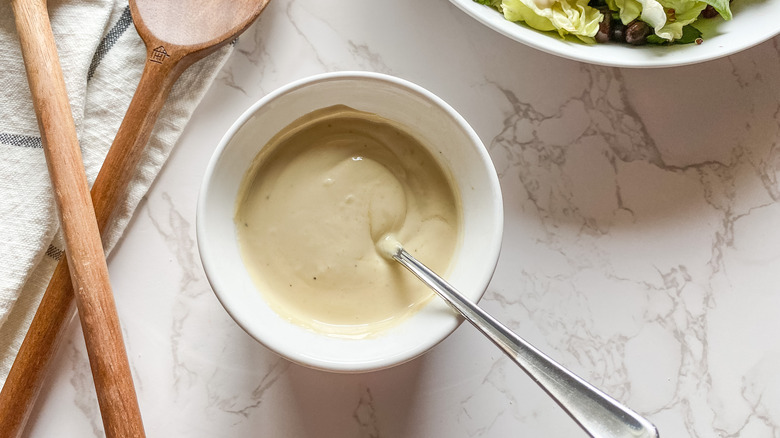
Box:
[480,0,730,44]
[654,0,708,40]
[610,0,642,23]
[475,0,503,6]
[500,0,604,42]
[646,23,702,44]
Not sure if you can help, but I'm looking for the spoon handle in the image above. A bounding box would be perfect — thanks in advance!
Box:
[0,42,183,438]
[9,1,145,437]
[0,54,185,437]
[394,248,659,438]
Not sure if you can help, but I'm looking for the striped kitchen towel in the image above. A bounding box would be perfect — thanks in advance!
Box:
[0,0,233,384]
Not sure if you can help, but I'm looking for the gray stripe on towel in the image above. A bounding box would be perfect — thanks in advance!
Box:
[2,6,134,149]
[0,133,42,149]
[45,245,64,261]
[87,5,134,80]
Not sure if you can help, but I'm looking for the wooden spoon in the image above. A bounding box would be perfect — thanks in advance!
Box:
[7,0,145,437]
[0,1,271,437]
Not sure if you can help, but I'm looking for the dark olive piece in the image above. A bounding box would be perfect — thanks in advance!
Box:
[611,20,626,42]
[595,12,611,43]
[701,5,718,18]
[625,20,651,45]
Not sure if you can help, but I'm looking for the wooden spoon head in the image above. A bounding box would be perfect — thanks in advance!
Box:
[130,0,271,55]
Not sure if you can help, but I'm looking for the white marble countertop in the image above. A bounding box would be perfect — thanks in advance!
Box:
[23,0,780,436]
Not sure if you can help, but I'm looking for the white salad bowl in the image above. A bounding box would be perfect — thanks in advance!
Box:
[197,71,503,372]
[449,0,780,68]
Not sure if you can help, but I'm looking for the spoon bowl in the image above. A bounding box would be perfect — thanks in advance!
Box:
[131,0,269,55]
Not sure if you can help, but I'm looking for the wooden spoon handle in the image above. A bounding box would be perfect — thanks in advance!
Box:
[0,255,74,437]
[0,41,187,437]
[0,52,186,438]
[6,1,145,437]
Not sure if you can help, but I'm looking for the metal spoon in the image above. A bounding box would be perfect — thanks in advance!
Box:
[379,237,659,438]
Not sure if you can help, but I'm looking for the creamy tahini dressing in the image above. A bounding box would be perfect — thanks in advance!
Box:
[235,105,460,338]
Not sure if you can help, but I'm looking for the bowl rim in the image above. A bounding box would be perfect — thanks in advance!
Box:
[196,71,504,372]
[448,0,780,68]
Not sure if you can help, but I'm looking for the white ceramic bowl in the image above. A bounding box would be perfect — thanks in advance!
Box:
[449,0,780,68]
[197,72,503,372]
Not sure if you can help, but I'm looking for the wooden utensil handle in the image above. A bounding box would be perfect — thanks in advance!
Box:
[0,54,186,438]
[0,44,187,437]
[91,49,189,226]
[6,1,146,437]
[0,257,75,437]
